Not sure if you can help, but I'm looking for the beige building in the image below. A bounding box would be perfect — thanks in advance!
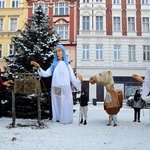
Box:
[0,0,28,71]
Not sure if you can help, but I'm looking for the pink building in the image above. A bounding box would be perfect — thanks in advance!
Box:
[26,0,78,69]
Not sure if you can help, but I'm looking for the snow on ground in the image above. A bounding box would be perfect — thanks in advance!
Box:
[0,102,150,150]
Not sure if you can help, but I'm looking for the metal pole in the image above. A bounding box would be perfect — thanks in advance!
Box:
[79,105,81,126]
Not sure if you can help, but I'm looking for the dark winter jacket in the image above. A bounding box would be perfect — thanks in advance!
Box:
[134,92,141,102]
[133,90,142,108]
[0,71,6,92]
[79,91,89,107]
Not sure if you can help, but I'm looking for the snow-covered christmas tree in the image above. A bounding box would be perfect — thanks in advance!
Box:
[2,5,60,119]
[5,5,60,75]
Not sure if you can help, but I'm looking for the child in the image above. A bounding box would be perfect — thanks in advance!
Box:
[79,91,89,125]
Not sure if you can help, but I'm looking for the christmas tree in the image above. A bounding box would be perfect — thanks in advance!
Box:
[2,5,60,119]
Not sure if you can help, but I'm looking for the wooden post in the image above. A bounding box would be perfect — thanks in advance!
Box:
[37,93,41,126]
[12,91,16,127]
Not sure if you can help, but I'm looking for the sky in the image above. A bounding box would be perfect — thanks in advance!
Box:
[0,102,150,150]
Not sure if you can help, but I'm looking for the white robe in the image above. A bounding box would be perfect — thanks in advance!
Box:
[141,66,150,102]
[38,61,81,124]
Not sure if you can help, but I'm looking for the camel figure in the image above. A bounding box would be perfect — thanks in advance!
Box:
[89,71,123,115]
[132,65,150,103]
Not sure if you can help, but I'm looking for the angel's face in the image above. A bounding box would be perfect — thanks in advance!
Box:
[56,48,63,60]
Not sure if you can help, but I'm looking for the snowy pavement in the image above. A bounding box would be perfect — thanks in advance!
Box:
[0,102,150,150]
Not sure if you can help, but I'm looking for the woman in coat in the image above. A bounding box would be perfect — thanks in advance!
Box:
[133,90,143,122]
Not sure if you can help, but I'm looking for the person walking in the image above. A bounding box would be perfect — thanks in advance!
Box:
[31,44,82,124]
[79,90,89,125]
[133,90,143,122]
[0,68,13,117]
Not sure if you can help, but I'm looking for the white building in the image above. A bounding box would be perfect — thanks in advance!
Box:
[76,0,150,101]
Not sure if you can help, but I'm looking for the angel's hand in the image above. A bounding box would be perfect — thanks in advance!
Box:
[30,61,40,68]
[77,73,83,82]
[132,74,144,83]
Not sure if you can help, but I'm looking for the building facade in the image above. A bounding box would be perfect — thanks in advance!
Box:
[0,0,28,71]
[26,0,78,69]
[77,0,150,101]
[0,0,78,70]
[1,0,150,101]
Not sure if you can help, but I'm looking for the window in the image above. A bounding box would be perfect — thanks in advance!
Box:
[55,25,68,40]
[82,44,89,60]
[9,44,14,55]
[96,0,102,2]
[96,44,103,60]
[55,3,69,15]
[127,0,134,4]
[113,17,120,31]
[143,46,150,61]
[142,17,149,32]
[142,0,149,4]
[10,18,17,31]
[128,45,136,61]
[34,3,48,14]
[113,0,120,4]
[12,0,19,8]
[0,44,2,58]
[83,0,89,3]
[0,0,5,8]
[82,16,90,30]
[114,45,121,60]
[128,17,135,31]
[0,18,3,31]
[96,16,103,30]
